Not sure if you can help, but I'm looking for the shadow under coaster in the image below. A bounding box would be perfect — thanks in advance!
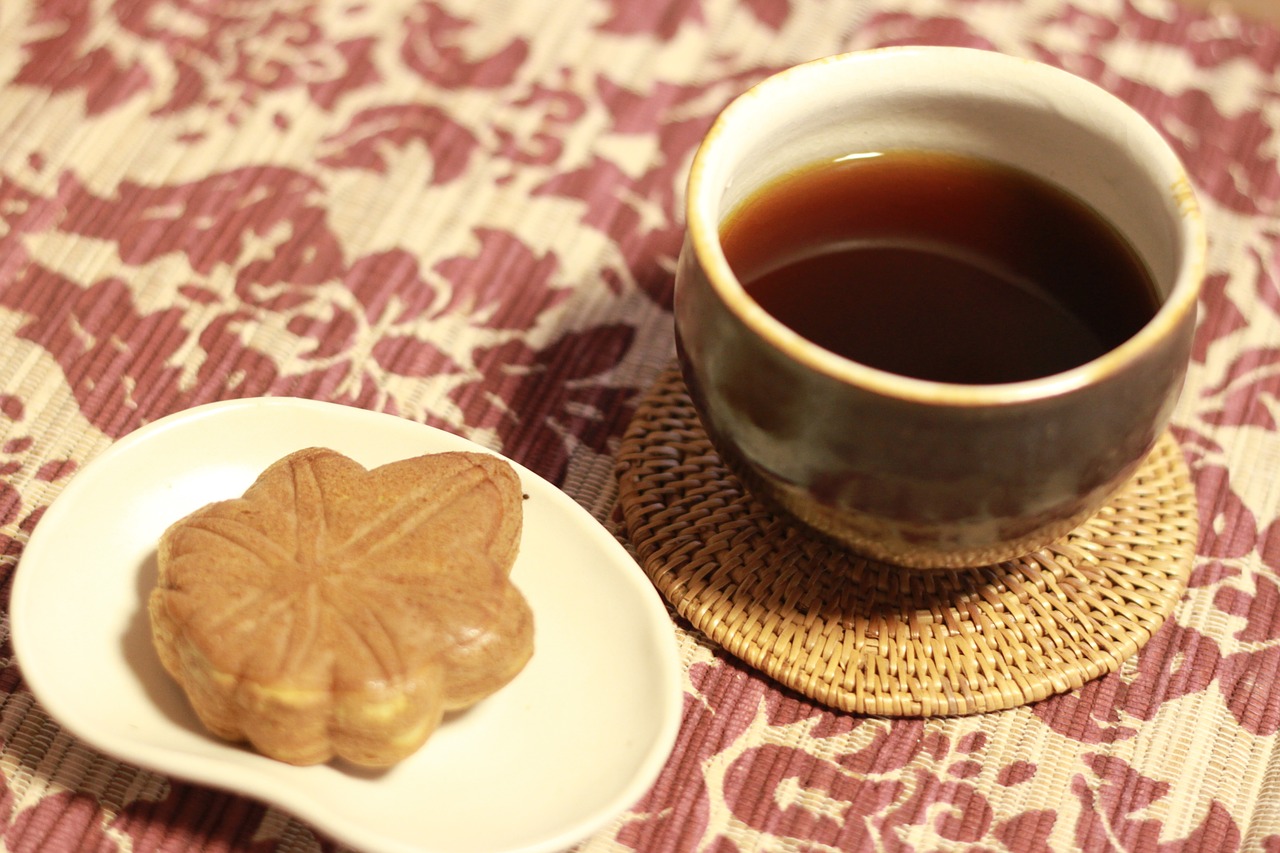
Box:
[614,366,1198,716]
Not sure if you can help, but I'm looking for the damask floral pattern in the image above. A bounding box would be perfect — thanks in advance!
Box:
[0,0,1278,850]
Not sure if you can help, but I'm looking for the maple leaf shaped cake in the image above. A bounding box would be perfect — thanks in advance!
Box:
[149,447,534,767]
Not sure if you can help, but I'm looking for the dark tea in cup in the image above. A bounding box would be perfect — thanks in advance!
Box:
[720,150,1161,385]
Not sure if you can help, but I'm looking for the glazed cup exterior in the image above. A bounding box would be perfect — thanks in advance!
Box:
[674,47,1204,569]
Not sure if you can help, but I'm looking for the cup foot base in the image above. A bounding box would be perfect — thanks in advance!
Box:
[614,365,1198,716]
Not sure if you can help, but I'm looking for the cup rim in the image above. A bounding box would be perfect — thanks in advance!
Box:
[685,46,1205,407]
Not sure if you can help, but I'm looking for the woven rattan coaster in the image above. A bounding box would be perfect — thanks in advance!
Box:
[615,366,1198,716]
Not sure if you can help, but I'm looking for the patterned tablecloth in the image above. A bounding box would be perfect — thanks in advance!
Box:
[0,0,1277,850]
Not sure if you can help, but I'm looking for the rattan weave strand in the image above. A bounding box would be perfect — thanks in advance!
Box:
[615,366,1198,716]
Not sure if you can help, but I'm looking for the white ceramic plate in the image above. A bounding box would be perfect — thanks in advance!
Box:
[10,397,683,853]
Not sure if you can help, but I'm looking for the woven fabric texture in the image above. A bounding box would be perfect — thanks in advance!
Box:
[0,0,1277,851]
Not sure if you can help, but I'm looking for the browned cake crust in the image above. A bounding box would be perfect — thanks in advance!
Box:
[149,447,534,767]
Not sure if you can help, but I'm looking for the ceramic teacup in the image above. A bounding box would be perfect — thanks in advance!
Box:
[673,47,1204,569]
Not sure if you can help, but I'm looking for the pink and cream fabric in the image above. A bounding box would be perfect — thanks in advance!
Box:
[0,0,1276,850]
